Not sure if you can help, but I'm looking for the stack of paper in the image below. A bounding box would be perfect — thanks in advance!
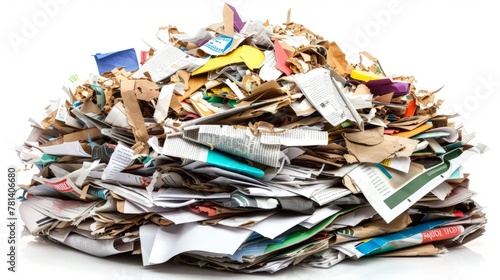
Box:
[15,3,487,274]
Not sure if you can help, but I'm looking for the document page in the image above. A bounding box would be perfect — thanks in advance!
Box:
[294,67,364,130]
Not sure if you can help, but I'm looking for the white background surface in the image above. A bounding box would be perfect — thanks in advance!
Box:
[1,0,499,279]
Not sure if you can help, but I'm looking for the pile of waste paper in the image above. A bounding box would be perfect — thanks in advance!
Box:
[15,3,487,273]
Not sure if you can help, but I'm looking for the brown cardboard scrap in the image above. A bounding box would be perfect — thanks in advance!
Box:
[81,99,102,114]
[120,79,150,155]
[387,115,432,131]
[327,41,352,77]
[342,127,418,163]
[375,244,444,257]
[239,80,285,103]
[286,45,327,74]
[333,212,412,244]
[134,80,160,101]
[178,73,208,101]
[222,3,235,37]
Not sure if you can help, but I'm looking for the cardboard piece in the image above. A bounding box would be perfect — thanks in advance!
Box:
[342,127,419,163]
[120,79,150,155]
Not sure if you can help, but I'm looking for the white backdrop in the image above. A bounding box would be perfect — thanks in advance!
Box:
[1,1,499,279]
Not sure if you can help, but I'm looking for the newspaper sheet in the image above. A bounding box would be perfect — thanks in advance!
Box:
[294,67,364,130]
[183,125,327,167]
[132,44,208,82]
